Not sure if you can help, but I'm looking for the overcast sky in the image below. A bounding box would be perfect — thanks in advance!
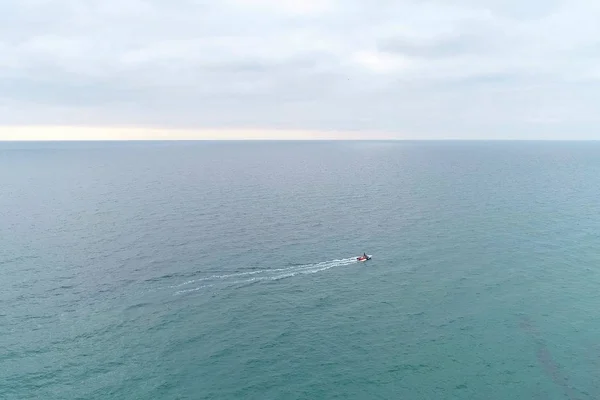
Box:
[2,0,600,139]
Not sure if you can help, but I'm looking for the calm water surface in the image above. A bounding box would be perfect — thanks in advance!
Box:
[1,141,600,399]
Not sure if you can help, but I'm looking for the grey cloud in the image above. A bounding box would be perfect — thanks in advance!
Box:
[378,33,490,59]
[1,0,600,138]
[419,0,564,20]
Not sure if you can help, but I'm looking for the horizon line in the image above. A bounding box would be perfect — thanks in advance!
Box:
[0,125,599,141]
[2,138,600,142]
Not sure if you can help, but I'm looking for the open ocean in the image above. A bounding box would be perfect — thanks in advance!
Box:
[2,140,600,399]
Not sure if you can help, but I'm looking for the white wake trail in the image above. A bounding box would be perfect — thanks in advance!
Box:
[173,256,359,295]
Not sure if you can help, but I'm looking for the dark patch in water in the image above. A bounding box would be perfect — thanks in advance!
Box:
[144,272,188,282]
[518,315,577,399]
[124,302,151,311]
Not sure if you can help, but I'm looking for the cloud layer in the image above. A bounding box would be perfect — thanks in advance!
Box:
[2,0,600,138]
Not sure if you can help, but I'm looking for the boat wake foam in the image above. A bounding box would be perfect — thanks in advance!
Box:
[173,257,358,295]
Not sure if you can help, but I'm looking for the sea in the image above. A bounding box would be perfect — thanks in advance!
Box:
[1,140,600,399]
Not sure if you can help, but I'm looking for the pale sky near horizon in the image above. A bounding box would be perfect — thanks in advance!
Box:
[2,0,600,140]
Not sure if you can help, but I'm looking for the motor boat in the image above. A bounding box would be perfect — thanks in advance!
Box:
[357,254,372,262]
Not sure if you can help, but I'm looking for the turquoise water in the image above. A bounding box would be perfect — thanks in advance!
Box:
[2,141,600,399]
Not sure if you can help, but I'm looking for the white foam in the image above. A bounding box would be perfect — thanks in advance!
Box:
[173,256,359,294]
[174,284,214,295]
[170,269,273,288]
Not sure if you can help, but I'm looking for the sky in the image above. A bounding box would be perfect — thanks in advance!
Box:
[2,0,600,140]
